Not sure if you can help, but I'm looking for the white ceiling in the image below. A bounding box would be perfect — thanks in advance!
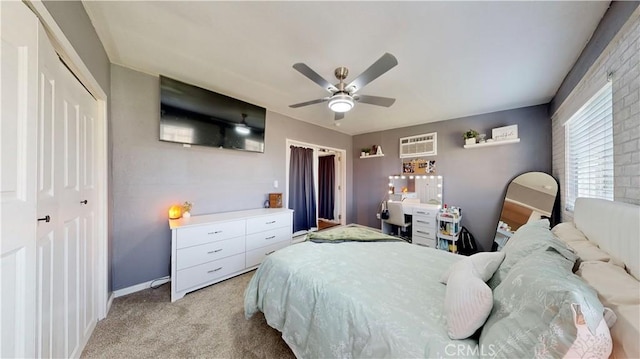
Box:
[82,1,609,136]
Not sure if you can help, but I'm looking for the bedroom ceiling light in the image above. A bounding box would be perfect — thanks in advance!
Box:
[328,94,354,113]
[235,124,250,135]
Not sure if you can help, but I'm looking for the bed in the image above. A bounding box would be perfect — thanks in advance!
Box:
[245,200,639,358]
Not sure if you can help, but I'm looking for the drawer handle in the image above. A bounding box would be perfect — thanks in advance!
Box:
[207,249,223,254]
[417,230,430,235]
[416,211,426,214]
[266,220,276,224]
[208,230,223,235]
[207,267,223,273]
[265,250,275,255]
[265,235,276,240]
[417,220,429,224]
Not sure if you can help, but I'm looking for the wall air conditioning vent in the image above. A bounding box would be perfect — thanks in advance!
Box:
[399,132,437,158]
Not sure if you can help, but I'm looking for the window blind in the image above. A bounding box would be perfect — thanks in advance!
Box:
[565,84,613,211]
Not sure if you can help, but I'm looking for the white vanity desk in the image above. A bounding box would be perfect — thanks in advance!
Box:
[381,200,440,248]
[381,175,443,248]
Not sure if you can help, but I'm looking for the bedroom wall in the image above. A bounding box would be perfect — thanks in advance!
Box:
[353,105,551,251]
[110,65,353,291]
[551,6,640,222]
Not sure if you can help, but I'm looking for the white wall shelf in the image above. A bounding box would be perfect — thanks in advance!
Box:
[463,138,520,149]
[360,153,385,159]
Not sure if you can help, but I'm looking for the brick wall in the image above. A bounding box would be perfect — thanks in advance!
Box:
[552,9,639,222]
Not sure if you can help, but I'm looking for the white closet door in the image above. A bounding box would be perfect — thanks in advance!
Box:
[35,21,99,359]
[0,2,39,357]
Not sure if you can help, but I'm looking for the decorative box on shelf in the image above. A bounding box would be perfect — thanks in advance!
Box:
[436,206,462,253]
[463,125,520,149]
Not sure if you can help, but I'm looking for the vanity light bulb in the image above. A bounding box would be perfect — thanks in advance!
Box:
[388,190,392,194]
[422,176,427,179]
[394,176,399,179]
[401,176,406,179]
[409,176,414,179]
[437,184,442,188]
[437,176,442,179]
[389,183,393,186]
[430,176,435,179]
[388,176,393,179]
[437,194,442,197]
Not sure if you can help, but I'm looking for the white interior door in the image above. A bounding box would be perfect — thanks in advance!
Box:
[35,20,99,359]
[0,2,39,357]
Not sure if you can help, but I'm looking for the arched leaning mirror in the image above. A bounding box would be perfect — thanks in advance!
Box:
[493,172,558,250]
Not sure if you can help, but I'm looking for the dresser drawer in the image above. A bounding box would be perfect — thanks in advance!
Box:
[413,215,436,228]
[413,226,436,240]
[176,253,245,292]
[246,240,290,268]
[176,220,245,249]
[246,225,291,251]
[413,235,436,248]
[413,208,438,217]
[176,237,245,270]
[246,213,292,235]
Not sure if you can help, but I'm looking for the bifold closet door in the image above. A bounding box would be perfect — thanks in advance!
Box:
[0,2,39,357]
[35,19,99,359]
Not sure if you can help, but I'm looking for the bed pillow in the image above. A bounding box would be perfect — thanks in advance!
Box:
[566,241,626,268]
[480,249,611,358]
[552,222,588,243]
[444,260,493,339]
[576,261,640,307]
[488,219,577,289]
[440,251,505,283]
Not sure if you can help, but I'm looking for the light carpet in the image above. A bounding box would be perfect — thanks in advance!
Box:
[81,271,294,358]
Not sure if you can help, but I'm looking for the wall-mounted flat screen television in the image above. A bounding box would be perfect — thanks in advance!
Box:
[160,76,266,153]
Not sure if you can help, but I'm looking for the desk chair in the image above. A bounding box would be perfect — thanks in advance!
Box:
[384,201,412,238]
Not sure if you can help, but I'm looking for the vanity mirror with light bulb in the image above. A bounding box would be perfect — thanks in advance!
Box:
[381,175,443,247]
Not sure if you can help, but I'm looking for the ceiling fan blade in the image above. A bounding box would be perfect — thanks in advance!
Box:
[293,63,338,93]
[289,97,330,108]
[355,94,396,107]
[334,112,345,121]
[346,53,398,93]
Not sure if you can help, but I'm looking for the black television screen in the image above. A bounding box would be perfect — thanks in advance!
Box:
[160,76,266,153]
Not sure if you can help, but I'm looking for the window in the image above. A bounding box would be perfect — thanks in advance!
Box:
[565,83,613,211]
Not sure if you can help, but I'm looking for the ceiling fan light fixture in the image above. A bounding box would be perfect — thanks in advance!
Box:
[235,124,250,135]
[328,94,354,113]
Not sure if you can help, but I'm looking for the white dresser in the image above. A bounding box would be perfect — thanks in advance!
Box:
[411,205,439,248]
[169,208,293,302]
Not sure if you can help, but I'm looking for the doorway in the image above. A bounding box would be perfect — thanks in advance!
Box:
[285,139,346,236]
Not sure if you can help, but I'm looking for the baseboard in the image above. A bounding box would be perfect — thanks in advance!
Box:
[113,277,171,298]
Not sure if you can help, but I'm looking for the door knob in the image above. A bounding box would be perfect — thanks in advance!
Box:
[37,215,51,223]
[80,200,88,204]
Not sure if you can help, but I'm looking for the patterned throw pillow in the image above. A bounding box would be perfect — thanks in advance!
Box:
[488,219,577,289]
[480,250,612,358]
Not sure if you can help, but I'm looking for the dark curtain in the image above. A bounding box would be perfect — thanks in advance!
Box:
[289,146,317,232]
[318,155,335,220]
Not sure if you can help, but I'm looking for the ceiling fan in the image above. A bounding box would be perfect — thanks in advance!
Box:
[289,53,398,121]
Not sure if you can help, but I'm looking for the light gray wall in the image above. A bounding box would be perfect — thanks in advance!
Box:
[111,65,353,290]
[353,105,551,251]
[42,0,114,290]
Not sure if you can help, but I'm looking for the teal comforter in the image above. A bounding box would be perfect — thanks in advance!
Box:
[244,241,479,358]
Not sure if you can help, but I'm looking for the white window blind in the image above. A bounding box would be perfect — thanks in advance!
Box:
[565,83,613,211]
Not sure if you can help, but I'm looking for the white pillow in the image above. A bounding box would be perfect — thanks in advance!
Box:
[444,260,494,339]
[440,251,506,283]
